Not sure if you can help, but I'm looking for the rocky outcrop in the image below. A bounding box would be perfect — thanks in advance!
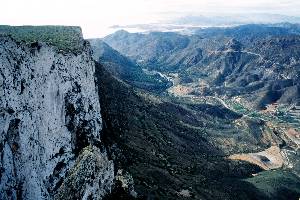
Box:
[0,35,114,199]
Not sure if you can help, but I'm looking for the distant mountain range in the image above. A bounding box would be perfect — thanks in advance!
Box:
[173,14,300,26]
[103,23,300,109]
[110,14,300,34]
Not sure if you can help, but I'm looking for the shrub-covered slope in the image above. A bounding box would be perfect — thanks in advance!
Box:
[95,63,300,200]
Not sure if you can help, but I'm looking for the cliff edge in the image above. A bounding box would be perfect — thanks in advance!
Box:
[0,27,114,199]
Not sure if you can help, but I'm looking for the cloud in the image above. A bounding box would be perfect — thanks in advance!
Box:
[0,0,299,37]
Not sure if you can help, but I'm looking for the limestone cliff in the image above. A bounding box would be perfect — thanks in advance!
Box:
[0,34,114,199]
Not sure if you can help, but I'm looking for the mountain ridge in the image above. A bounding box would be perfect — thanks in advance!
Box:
[103,24,300,108]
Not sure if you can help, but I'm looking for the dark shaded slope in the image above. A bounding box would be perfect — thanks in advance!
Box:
[246,170,300,200]
[95,62,272,200]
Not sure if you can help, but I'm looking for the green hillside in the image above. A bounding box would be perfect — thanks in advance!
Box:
[0,25,84,52]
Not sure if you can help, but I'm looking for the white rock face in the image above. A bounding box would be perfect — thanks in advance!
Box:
[0,36,114,199]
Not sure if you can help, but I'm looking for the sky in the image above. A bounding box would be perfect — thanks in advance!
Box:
[1,0,300,38]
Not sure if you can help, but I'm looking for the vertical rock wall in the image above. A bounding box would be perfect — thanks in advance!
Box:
[0,36,114,200]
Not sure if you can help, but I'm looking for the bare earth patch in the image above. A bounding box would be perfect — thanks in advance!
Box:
[168,85,194,96]
[286,128,300,148]
[228,146,284,170]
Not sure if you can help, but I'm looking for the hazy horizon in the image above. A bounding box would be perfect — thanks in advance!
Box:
[2,0,300,38]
